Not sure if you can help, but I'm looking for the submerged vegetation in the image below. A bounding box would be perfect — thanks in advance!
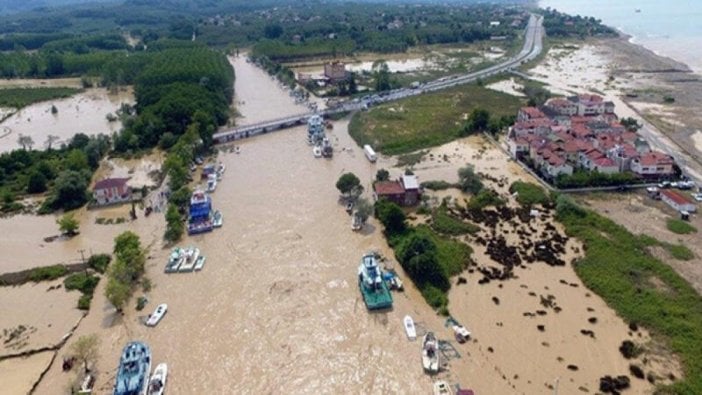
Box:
[556,195,702,394]
[0,87,82,109]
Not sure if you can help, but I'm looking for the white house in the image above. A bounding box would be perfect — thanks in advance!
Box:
[93,178,132,206]
[660,189,696,213]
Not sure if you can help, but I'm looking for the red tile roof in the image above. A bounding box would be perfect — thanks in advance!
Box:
[374,181,405,195]
[520,107,546,119]
[661,189,693,206]
[638,151,673,166]
[586,149,605,161]
[547,98,573,108]
[94,178,130,191]
[593,157,616,167]
[578,94,604,103]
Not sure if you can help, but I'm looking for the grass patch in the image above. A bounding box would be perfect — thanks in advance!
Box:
[431,206,480,236]
[28,265,69,282]
[87,254,111,274]
[557,203,702,394]
[421,180,456,191]
[666,244,695,261]
[349,83,523,155]
[666,219,697,235]
[0,87,82,109]
[509,181,550,207]
[467,189,505,210]
[396,150,428,167]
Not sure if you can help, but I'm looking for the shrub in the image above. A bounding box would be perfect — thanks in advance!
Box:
[467,189,505,210]
[421,180,455,191]
[87,254,111,273]
[421,285,448,309]
[666,219,697,235]
[458,164,483,194]
[28,265,68,282]
[64,273,100,295]
[375,199,407,236]
[667,244,695,261]
[78,295,93,310]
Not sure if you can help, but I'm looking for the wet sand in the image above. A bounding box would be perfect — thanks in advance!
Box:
[0,87,133,153]
[0,351,55,395]
[27,52,672,394]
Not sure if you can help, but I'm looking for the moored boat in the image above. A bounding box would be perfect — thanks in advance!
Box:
[351,214,362,231]
[164,248,184,273]
[179,246,200,272]
[147,363,167,395]
[146,304,168,327]
[433,381,453,395]
[452,325,471,343]
[422,332,440,373]
[358,252,393,310]
[404,315,417,341]
[212,210,223,228]
[113,341,151,395]
[187,190,213,235]
[321,137,333,158]
[194,255,206,271]
[207,175,217,193]
[313,145,322,158]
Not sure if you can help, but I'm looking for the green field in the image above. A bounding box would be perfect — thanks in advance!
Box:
[0,87,82,109]
[349,83,523,155]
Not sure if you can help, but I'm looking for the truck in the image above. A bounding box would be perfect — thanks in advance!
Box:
[363,144,377,163]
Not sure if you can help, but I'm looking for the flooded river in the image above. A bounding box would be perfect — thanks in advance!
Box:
[28,56,659,394]
[0,88,133,153]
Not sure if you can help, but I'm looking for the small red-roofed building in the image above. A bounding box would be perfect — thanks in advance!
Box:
[511,118,552,137]
[546,98,578,116]
[660,189,696,213]
[517,106,546,121]
[592,157,619,174]
[93,177,132,206]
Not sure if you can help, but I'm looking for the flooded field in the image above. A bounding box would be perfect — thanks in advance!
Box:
[0,87,133,153]
[25,52,665,394]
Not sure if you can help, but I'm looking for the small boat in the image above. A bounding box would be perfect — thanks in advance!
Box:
[194,255,206,271]
[217,162,226,174]
[404,315,417,341]
[147,363,167,395]
[178,247,200,272]
[146,304,168,327]
[113,342,151,395]
[313,145,322,158]
[391,276,404,291]
[433,381,453,395]
[358,253,393,310]
[235,146,241,154]
[207,176,217,193]
[452,325,471,343]
[164,248,184,273]
[321,137,333,158]
[212,210,223,228]
[345,201,354,214]
[422,332,440,373]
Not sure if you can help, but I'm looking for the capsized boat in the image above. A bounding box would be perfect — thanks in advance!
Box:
[147,363,167,395]
[178,246,200,272]
[452,325,471,343]
[164,248,184,273]
[146,304,168,327]
[433,381,453,395]
[422,332,440,373]
[404,315,417,341]
[113,341,151,395]
[358,252,393,310]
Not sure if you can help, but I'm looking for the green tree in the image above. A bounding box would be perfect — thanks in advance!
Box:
[397,233,448,291]
[164,203,183,243]
[264,24,284,39]
[70,334,99,374]
[336,172,363,197]
[27,170,48,193]
[355,198,373,224]
[375,168,390,182]
[17,134,34,150]
[105,277,130,311]
[51,170,89,210]
[373,60,391,92]
[65,149,89,172]
[375,199,406,235]
[620,117,641,132]
[57,212,79,236]
[462,108,490,135]
[458,164,483,194]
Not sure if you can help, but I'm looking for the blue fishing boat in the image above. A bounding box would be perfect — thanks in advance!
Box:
[358,253,393,310]
[113,341,151,395]
[187,189,213,235]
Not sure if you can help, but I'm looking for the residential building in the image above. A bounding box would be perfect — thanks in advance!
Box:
[660,189,696,213]
[631,151,675,177]
[517,107,546,122]
[93,178,132,206]
[324,61,349,82]
[373,175,421,206]
[401,175,421,206]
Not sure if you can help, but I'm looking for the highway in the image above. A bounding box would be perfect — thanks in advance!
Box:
[214,14,543,143]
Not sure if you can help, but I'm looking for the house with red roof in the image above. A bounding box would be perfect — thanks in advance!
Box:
[592,157,619,174]
[545,98,577,116]
[517,107,546,122]
[660,189,696,213]
[511,118,552,137]
[93,178,132,206]
[373,174,421,206]
[631,151,675,177]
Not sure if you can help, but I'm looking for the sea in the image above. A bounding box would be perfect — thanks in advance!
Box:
[539,0,702,74]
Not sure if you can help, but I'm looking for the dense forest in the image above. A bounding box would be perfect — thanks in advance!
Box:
[541,8,617,38]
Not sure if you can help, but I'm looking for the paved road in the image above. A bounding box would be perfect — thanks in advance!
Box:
[214,14,543,143]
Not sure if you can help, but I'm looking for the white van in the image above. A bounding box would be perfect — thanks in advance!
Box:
[363,144,377,163]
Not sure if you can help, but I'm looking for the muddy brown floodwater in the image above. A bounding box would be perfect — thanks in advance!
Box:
[0,88,133,153]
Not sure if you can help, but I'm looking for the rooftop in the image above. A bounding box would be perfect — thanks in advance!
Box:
[661,189,693,206]
[374,181,405,195]
[402,174,420,190]
[94,177,130,190]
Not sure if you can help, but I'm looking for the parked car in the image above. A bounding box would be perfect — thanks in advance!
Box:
[692,193,702,202]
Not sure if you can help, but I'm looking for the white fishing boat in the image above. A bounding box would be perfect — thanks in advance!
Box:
[452,325,471,343]
[351,214,362,231]
[404,315,417,341]
[422,332,440,373]
[178,247,200,272]
[313,145,322,158]
[147,363,167,395]
[433,381,453,395]
[194,255,206,271]
[391,276,404,291]
[146,304,168,327]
